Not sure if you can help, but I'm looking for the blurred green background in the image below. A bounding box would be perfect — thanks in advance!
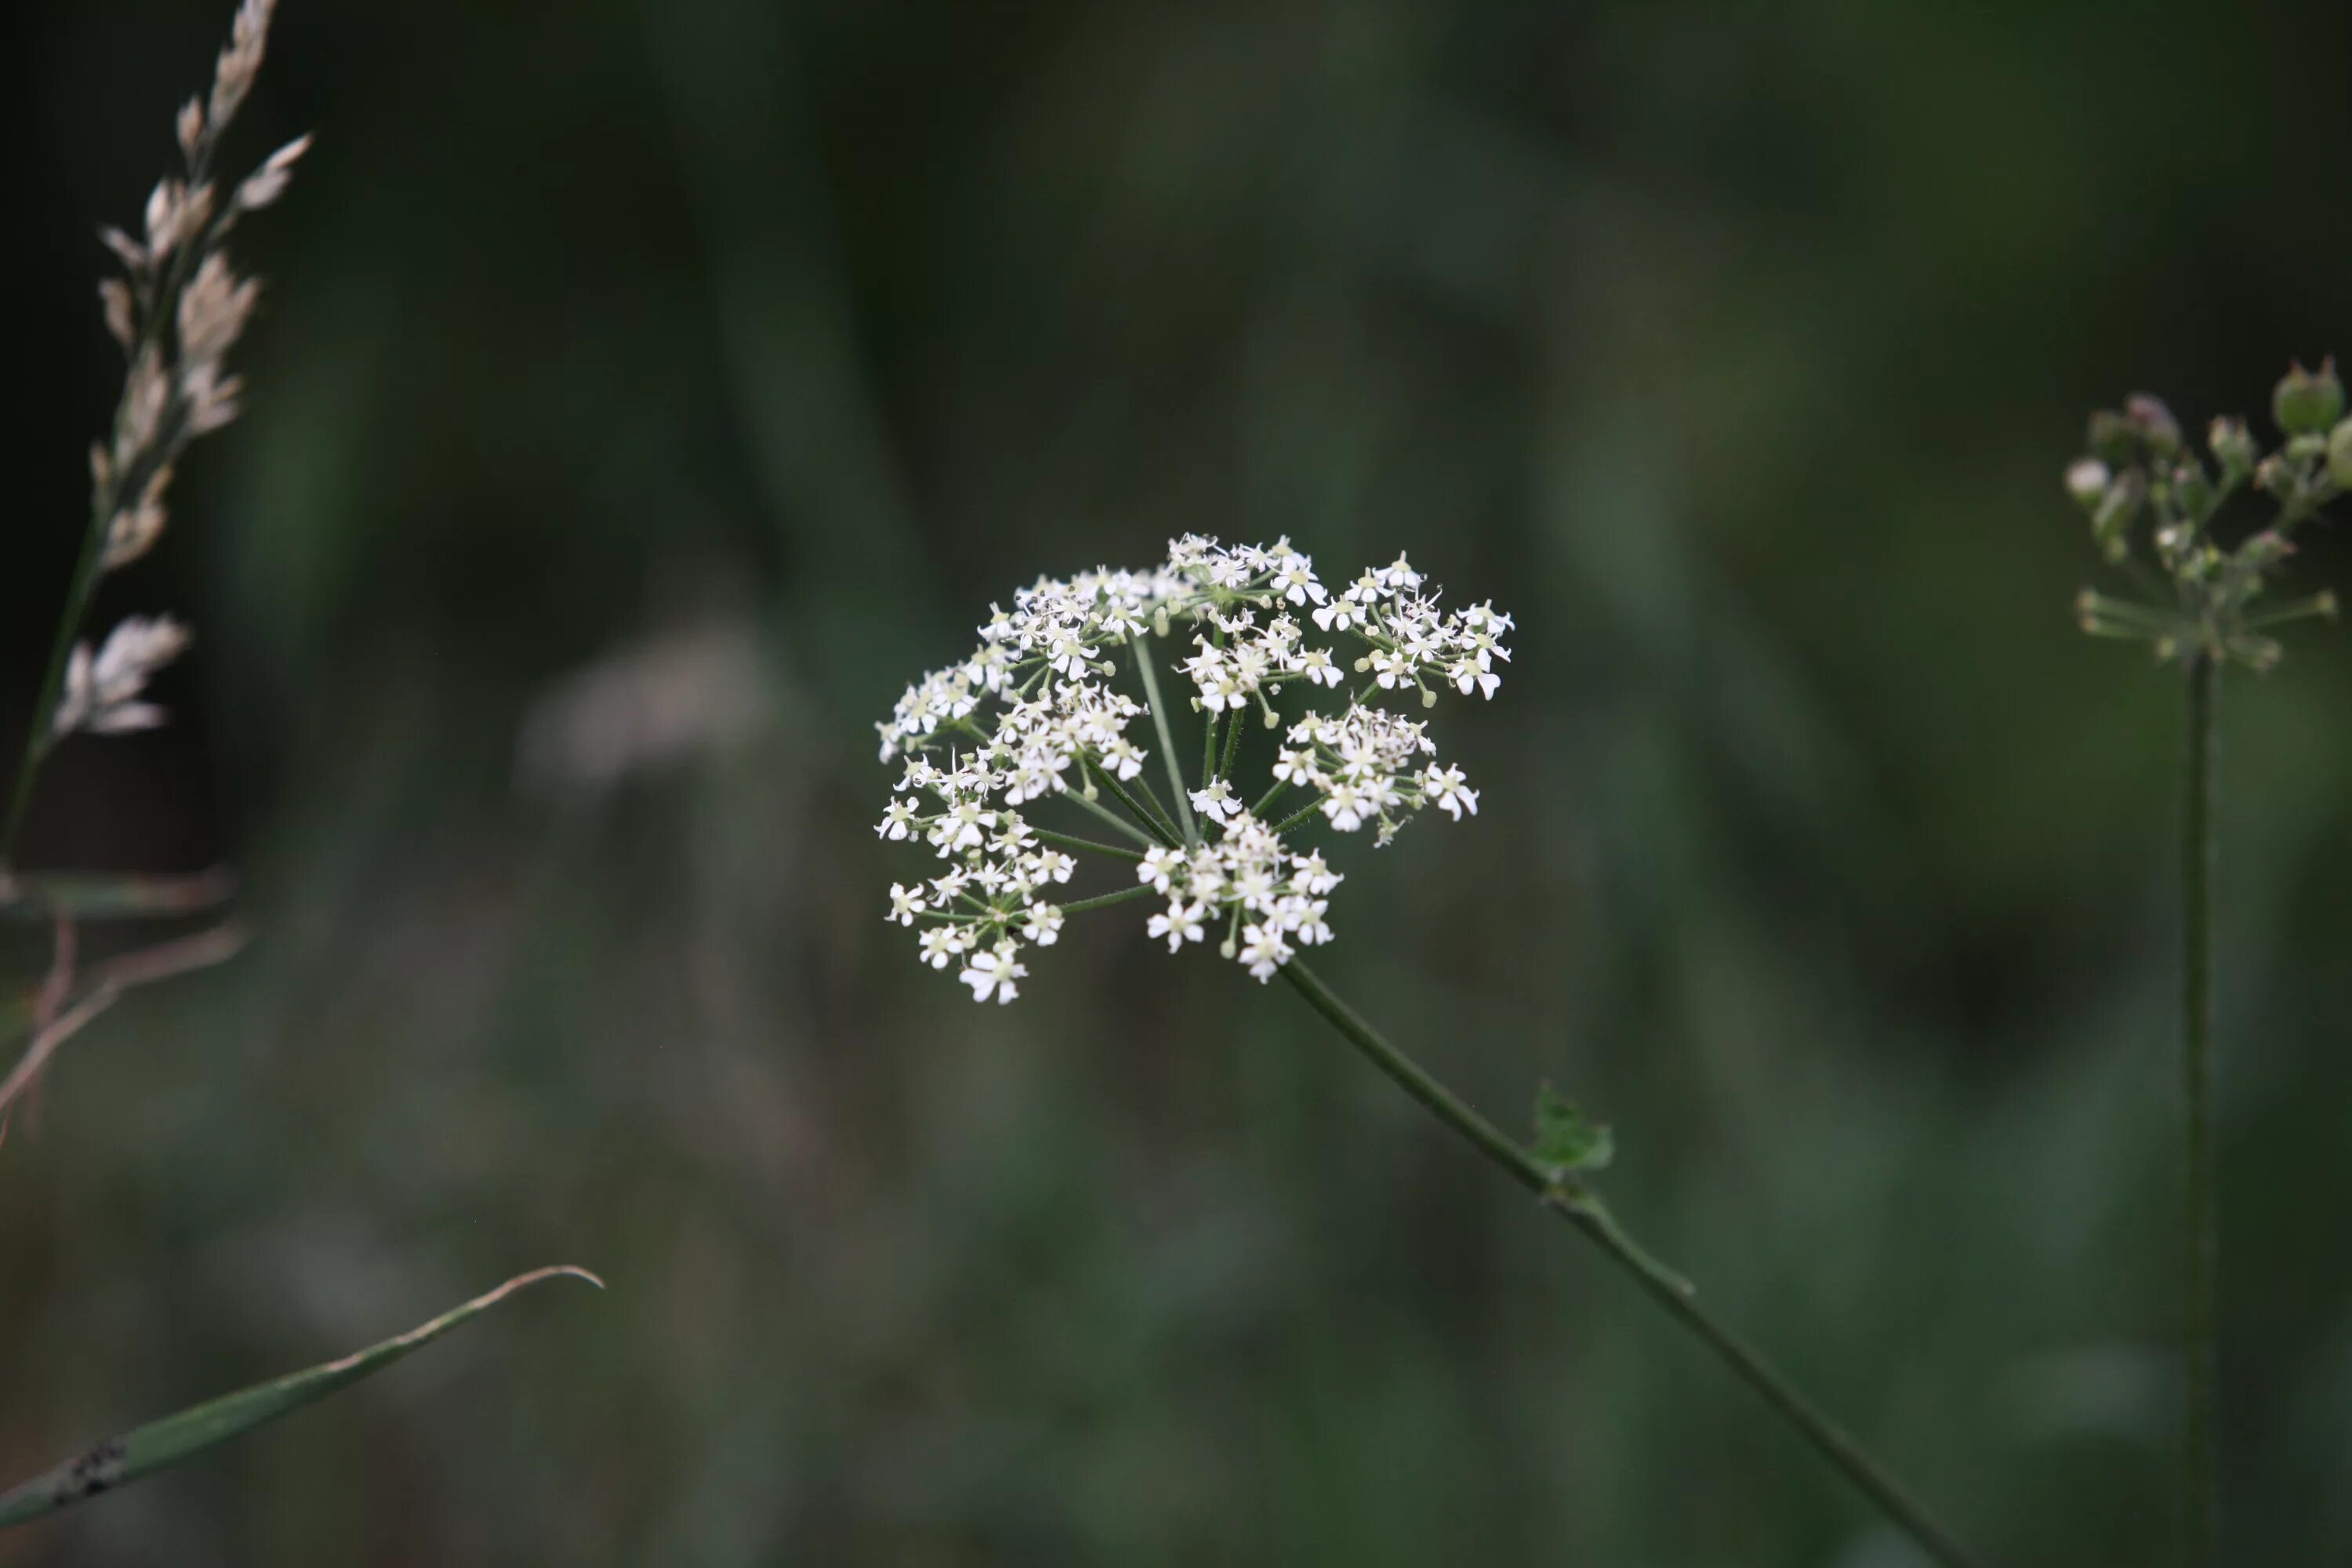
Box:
[6,2,2352,1563]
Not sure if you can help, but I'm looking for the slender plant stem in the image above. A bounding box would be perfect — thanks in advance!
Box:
[1270,798,1323,837]
[1130,637,1197,844]
[1033,827,1144,862]
[1063,785,1159,850]
[1218,706,1245,782]
[2180,652,2219,1568]
[1276,958,1987,1568]
[1201,688,1219,789]
[1120,768,1187,847]
[1251,779,1289,818]
[1058,884,1156,916]
[1088,763,1181,848]
[0,506,113,871]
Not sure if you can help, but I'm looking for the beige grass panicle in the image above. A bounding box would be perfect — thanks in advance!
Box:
[61,0,311,750]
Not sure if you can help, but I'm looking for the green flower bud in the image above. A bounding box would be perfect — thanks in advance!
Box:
[2236,529,2292,573]
[2328,418,2352,490]
[2091,469,2145,559]
[2272,358,2344,437]
[2087,409,2134,465]
[2172,459,2213,521]
[2125,394,2181,458]
[2208,416,2257,481]
[2064,456,2110,510]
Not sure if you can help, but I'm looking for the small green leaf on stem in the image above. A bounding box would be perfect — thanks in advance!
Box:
[1533,1082,1613,1176]
[0,1266,602,1530]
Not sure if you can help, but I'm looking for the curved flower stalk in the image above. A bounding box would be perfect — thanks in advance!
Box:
[876,540,1985,1566]
[2064,364,2343,1568]
[876,536,1510,1002]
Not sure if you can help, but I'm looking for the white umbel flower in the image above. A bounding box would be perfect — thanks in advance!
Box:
[875,536,1510,1000]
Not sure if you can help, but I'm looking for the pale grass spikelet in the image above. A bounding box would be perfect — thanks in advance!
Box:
[98,280,136,351]
[176,98,208,164]
[76,0,305,598]
[52,618,194,740]
[103,466,175,569]
[19,0,308,786]
[238,135,312,212]
[177,253,262,372]
[208,0,279,131]
[874,536,1513,1001]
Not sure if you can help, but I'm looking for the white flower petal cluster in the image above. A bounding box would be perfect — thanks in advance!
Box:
[1275,706,1483,844]
[876,536,1512,1000]
[1136,815,1339,980]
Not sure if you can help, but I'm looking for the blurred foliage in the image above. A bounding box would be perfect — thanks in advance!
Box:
[6,1,2352,1563]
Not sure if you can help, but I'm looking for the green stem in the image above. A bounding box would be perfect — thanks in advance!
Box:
[2181,653,2219,1568]
[1063,784,1159,850]
[1057,884,1154,916]
[1271,798,1323,837]
[1201,691,1219,790]
[1276,958,1987,1568]
[0,491,118,870]
[1130,637,1198,845]
[1121,769,1187,847]
[1218,706,1245,782]
[1032,827,1143,862]
[1089,763,1181,848]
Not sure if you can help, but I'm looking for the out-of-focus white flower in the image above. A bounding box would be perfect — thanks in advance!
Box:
[515,623,771,796]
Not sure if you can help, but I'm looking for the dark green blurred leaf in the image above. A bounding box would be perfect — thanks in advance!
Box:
[0,1267,601,1530]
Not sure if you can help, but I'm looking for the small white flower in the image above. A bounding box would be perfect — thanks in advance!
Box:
[919,926,971,970]
[877,800,919,840]
[1189,779,1240,824]
[1323,784,1370,833]
[1451,659,1501,699]
[1238,922,1294,982]
[1100,737,1148,780]
[959,942,1027,1004]
[1147,898,1207,952]
[1021,902,1065,946]
[1138,846,1185,895]
[1423,764,1479,819]
[1273,558,1326,607]
[887,883,928,926]
[1293,850,1341,896]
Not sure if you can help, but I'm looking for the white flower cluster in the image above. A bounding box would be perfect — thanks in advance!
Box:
[1135,815,1339,978]
[1275,706,1479,843]
[877,536,1512,1001]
